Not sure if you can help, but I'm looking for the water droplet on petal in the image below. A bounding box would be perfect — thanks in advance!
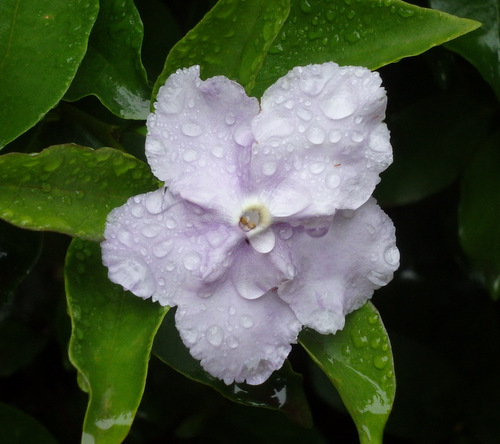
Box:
[182,149,199,162]
[383,246,400,266]
[240,315,254,328]
[183,328,199,345]
[306,227,329,238]
[309,162,325,174]
[183,251,201,271]
[181,121,203,137]
[306,126,326,144]
[152,240,172,258]
[141,224,161,238]
[367,270,390,286]
[328,129,342,143]
[320,90,356,120]
[278,225,293,240]
[165,218,177,229]
[226,336,239,349]
[206,325,224,346]
[326,173,341,189]
[296,107,312,121]
[351,131,364,143]
[262,160,277,176]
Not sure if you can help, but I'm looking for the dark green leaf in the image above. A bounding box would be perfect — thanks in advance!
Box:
[0,402,58,444]
[0,219,42,302]
[0,0,99,148]
[299,302,395,444]
[430,0,500,100]
[64,0,151,120]
[375,89,492,206]
[65,238,167,443]
[153,0,290,98]
[459,134,500,300]
[253,0,480,96]
[153,309,312,427]
[0,144,160,241]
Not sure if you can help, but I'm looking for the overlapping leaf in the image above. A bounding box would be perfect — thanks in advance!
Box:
[252,0,480,96]
[0,145,159,240]
[0,0,99,148]
[300,302,395,444]
[64,0,151,120]
[65,239,167,444]
[153,310,312,427]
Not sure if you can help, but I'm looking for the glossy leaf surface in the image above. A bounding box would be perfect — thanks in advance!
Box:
[253,0,480,96]
[299,302,395,444]
[459,135,500,300]
[0,402,58,444]
[0,0,99,148]
[65,239,167,444]
[430,0,499,99]
[64,0,151,120]
[153,310,312,427]
[153,0,290,98]
[0,145,159,241]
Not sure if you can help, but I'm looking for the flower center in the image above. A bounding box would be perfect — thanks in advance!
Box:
[238,202,272,234]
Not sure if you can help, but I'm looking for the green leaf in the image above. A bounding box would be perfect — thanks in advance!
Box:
[0,144,160,241]
[0,402,58,444]
[459,134,500,300]
[65,238,167,444]
[375,89,492,206]
[0,219,42,302]
[0,0,99,149]
[64,0,151,120]
[299,302,395,444]
[252,0,481,96]
[153,310,313,427]
[430,0,500,100]
[153,0,290,98]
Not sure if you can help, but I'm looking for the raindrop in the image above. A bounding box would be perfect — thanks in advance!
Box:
[325,173,341,189]
[306,126,326,145]
[262,160,277,176]
[183,328,199,345]
[206,325,224,346]
[240,315,254,328]
[228,306,236,316]
[153,240,172,258]
[227,336,239,349]
[367,270,389,286]
[182,149,199,162]
[181,122,203,137]
[383,245,400,266]
[351,131,364,143]
[350,329,368,348]
[328,129,342,143]
[373,355,389,370]
[183,251,201,271]
[141,224,161,238]
[296,107,312,121]
[165,218,177,229]
[278,225,293,240]
[306,227,329,238]
[309,162,325,174]
[320,90,356,119]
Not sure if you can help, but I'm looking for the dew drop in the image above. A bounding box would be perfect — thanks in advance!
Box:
[325,173,341,189]
[320,90,356,120]
[296,107,312,121]
[240,315,254,328]
[225,112,236,125]
[226,336,239,349]
[367,270,390,286]
[373,355,389,370]
[183,328,199,345]
[181,122,203,137]
[351,329,368,348]
[182,149,199,162]
[152,240,172,258]
[351,131,364,143]
[306,227,329,238]
[383,245,400,266]
[278,225,293,240]
[165,218,177,229]
[309,162,325,174]
[306,126,326,145]
[262,160,277,176]
[141,224,161,238]
[206,325,224,346]
[183,251,201,271]
[328,129,342,143]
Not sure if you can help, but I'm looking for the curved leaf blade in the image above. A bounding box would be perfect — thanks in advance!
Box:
[65,238,167,444]
[253,0,480,96]
[299,302,395,444]
[0,144,159,241]
[153,0,290,98]
[459,134,500,300]
[0,402,58,444]
[153,309,312,427]
[0,0,99,148]
[430,0,500,100]
[64,0,151,120]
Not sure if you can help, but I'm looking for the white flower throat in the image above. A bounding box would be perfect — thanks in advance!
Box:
[238,203,272,235]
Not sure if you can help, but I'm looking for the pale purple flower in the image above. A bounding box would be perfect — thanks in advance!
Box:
[102,63,399,385]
